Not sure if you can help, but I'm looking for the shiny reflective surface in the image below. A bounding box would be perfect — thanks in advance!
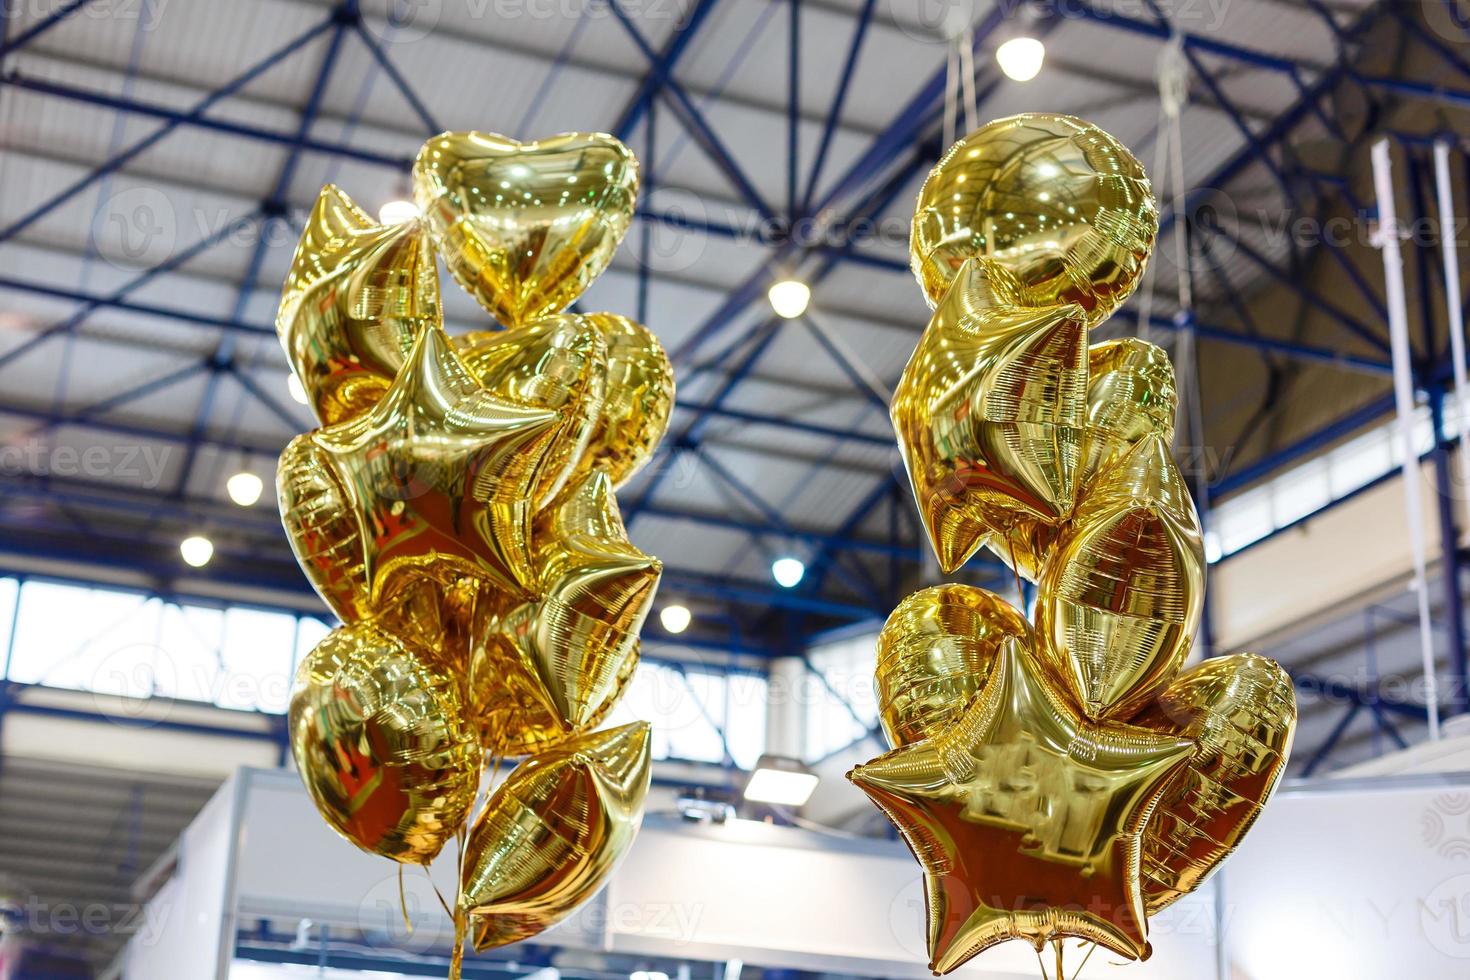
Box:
[1135,653,1297,913]
[469,470,661,755]
[289,622,478,865]
[1036,432,1205,720]
[571,313,675,488]
[414,131,639,327]
[279,325,563,618]
[876,584,1028,748]
[892,257,1088,574]
[277,130,666,973]
[850,638,1193,972]
[1083,338,1176,487]
[458,315,609,507]
[462,722,651,949]
[277,185,442,425]
[911,113,1157,324]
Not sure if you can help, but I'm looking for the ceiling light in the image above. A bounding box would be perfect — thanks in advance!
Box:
[180,535,214,568]
[996,36,1045,82]
[378,199,419,224]
[767,279,811,319]
[743,755,819,807]
[287,373,309,405]
[226,471,263,507]
[771,556,805,588]
[659,604,692,634]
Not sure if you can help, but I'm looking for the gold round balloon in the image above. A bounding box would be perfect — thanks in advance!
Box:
[875,584,1029,748]
[468,470,660,756]
[276,184,441,426]
[891,257,1089,574]
[1135,653,1296,913]
[462,721,652,949]
[569,313,675,489]
[458,314,610,507]
[289,623,479,865]
[413,131,639,328]
[911,113,1158,324]
[1083,338,1177,487]
[850,637,1193,972]
[1035,432,1205,721]
[278,325,566,621]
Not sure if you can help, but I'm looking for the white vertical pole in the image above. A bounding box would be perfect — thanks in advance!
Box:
[1433,141,1470,483]
[1372,138,1441,740]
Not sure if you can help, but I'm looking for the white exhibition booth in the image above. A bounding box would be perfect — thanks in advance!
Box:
[119,766,1470,980]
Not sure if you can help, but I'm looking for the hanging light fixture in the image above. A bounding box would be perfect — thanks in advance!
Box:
[767,279,811,319]
[226,470,264,507]
[659,604,692,634]
[996,36,1045,82]
[179,535,214,568]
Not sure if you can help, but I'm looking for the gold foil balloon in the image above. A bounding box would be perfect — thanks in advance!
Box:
[413,131,639,327]
[910,113,1158,324]
[875,584,1028,748]
[1036,432,1205,720]
[289,623,478,864]
[278,325,565,620]
[849,638,1193,972]
[892,257,1088,574]
[276,184,440,425]
[458,315,609,507]
[462,722,652,949]
[1135,654,1297,912]
[1084,338,1177,486]
[469,470,661,755]
[570,313,675,488]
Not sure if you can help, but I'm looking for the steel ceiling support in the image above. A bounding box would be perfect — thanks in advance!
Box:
[609,2,775,223]
[0,0,92,60]
[0,14,337,244]
[0,209,261,374]
[171,7,353,498]
[351,17,441,134]
[802,0,876,214]
[787,0,800,219]
[611,0,721,140]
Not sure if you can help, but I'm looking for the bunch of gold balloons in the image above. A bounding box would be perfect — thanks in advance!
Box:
[275,131,673,974]
[850,114,1298,976]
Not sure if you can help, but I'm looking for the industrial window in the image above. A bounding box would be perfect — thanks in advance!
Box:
[802,632,881,763]
[0,577,323,716]
[606,660,768,769]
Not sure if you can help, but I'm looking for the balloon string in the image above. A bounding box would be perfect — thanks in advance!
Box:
[1007,534,1025,609]
[1034,946,1051,980]
[449,904,467,980]
[398,863,413,936]
[1071,941,1097,980]
[1054,938,1065,980]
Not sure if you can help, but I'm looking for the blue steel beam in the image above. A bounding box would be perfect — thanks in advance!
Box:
[607,1,776,223]
[802,0,876,213]
[611,0,721,140]
[0,0,92,60]
[351,17,441,134]
[0,14,338,244]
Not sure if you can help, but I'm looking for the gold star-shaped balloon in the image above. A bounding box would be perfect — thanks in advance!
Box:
[468,469,661,756]
[848,637,1193,973]
[280,325,569,619]
[892,257,1089,576]
[277,184,441,426]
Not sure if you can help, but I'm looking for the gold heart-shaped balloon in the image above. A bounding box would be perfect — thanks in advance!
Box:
[413,131,639,327]
[1035,432,1205,720]
[910,113,1157,324]
[874,584,1029,748]
[892,257,1088,574]
[467,470,660,756]
[457,314,610,508]
[276,185,441,426]
[462,721,651,950]
[1134,653,1296,912]
[568,313,675,489]
[289,622,478,865]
